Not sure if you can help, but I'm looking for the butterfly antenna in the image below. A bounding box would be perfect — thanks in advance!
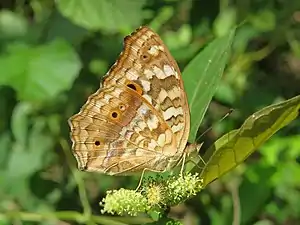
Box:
[195,108,234,143]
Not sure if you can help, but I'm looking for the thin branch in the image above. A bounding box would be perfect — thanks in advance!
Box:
[60,138,93,223]
[0,211,142,225]
[229,180,241,225]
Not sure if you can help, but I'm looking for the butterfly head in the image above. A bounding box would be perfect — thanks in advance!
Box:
[185,142,203,155]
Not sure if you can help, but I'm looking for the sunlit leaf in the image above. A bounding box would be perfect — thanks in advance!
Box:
[183,29,235,142]
[193,95,300,187]
[56,0,146,31]
[0,40,81,101]
[0,10,28,39]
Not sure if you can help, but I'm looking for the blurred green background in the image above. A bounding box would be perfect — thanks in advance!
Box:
[0,0,300,225]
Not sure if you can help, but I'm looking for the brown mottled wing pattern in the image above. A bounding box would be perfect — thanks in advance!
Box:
[68,26,190,175]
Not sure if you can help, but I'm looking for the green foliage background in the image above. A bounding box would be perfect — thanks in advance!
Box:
[0,0,299,224]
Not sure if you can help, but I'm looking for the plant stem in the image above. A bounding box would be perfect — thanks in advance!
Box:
[0,211,153,225]
[60,138,93,223]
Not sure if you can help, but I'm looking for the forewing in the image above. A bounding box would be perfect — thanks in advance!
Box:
[104,26,190,153]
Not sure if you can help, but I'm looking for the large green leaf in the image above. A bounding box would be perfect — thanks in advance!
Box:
[194,95,300,187]
[0,40,81,101]
[56,0,146,32]
[183,30,235,142]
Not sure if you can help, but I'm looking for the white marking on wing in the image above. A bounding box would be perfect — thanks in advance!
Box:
[153,66,167,79]
[163,106,183,121]
[148,114,159,130]
[157,133,166,147]
[126,69,139,80]
[171,123,184,133]
[140,80,151,92]
[144,69,155,79]
[163,64,178,78]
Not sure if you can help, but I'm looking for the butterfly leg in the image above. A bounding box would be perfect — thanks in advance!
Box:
[135,168,147,191]
[170,153,188,177]
[135,168,166,192]
[178,152,204,176]
[181,142,206,172]
[195,153,207,168]
[186,157,206,169]
[179,152,187,176]
[178,148,207,175]
[196,154,207,167]
[184,154,207,173]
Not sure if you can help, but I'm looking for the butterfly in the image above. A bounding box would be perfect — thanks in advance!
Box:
[68,26,201,177]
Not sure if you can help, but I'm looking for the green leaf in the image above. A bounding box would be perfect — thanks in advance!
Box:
[0,132,11,168]
[56,0,147,31]
[239,163,275,224]
[250,10,276,32]
[0,10,28,39]
[213,7,237,37]
[0,39,81,101]
[44,10,89,44]
[3,118,54,206]
[183,29,235,142]
[11,102,33,145]
[253,220,274,225]
[196,95,300,187]
[8,118,53,179]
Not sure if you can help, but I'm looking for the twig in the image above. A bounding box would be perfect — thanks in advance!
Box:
[0,211,149,225]
[229,180,241,225]
[60,138,93,224]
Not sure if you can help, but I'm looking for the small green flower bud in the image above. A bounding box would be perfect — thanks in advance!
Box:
[100,188,149,216]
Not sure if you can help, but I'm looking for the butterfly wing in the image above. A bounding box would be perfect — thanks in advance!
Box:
[105,27,190,155]
[68,26,190,175]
